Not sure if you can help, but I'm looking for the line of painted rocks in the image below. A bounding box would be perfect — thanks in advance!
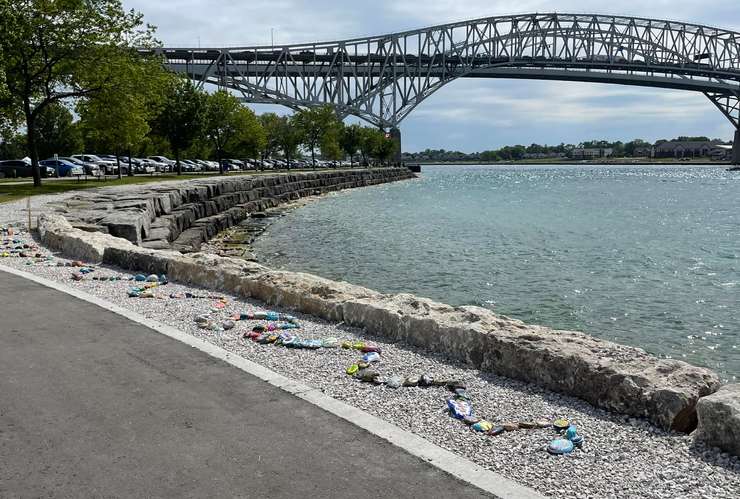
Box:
[46,168,415,251]
[35,202,720,433]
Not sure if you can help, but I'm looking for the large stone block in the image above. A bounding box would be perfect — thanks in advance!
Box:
[695,384,740,456]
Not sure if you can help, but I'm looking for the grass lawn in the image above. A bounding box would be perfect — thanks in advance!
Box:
[0,173,230,204]
[0,168,354,204]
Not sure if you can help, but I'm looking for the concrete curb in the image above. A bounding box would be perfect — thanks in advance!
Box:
[0,265,543,499]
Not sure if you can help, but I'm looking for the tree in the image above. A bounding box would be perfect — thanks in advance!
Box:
[358,127,382,165]
[229,106,266,161]
[35,102,83,160]
[258,113,282,167]
[320,121,343,162]
[0,0,158,186]
[374,132,398,165]
[78,57,168,178]
[154,79,206,174]
[276,116,302,168]
[203,90,245,174]
[340,123,362,166]
[292,105,340,166]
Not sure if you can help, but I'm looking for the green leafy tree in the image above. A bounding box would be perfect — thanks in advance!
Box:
[35,102,83,160]
[154,79,206,174]
[230,106,266,161]
[78,58,168,178]
[320,121,343,162]
[276,116,302,168]
[374,132,399,165]
[0,132,26,160]
[340,123,363,166]
[258,112,282,167]
[358,127,382,165]
[203,90,245,174]
[0,0,158,186]
[293,105,340,166]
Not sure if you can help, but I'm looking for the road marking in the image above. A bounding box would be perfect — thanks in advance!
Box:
[0,265,543,499]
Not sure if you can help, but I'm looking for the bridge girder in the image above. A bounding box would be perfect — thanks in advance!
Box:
[147,13,740,131]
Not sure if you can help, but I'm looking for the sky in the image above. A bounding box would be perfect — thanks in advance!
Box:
[123,0,740,152]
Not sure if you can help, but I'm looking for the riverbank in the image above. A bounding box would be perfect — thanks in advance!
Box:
[411,159,731,166]
[2,170,739,497]
[1,211,738,498]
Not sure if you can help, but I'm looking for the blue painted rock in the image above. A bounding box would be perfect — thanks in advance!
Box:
[472,421,493,432]
[362,352,380,363]
[447,397,473,420]
[488,426,506,436]
[548,439,574,455]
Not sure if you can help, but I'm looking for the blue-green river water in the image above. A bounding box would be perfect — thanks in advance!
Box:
[253,165,740,381]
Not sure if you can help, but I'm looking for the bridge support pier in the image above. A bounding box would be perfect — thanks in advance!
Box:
[733,129,740,165]
[390,127,402,165]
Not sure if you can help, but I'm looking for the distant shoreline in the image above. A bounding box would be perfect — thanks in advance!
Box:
[407,159,732,166]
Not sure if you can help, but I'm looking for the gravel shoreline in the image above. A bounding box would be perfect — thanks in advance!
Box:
[2,195,739,498]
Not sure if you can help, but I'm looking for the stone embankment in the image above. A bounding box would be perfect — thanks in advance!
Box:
[36,170,724,435]
[46,169,415,253]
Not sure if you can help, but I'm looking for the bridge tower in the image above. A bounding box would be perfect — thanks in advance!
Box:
[733,130,740,165]
[389,127,402,165]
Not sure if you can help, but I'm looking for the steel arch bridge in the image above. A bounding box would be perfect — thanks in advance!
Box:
[146,13,740,162]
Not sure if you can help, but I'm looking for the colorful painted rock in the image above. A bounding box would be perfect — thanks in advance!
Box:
[472,421,493,432]
[146,274,159,282]
[134,274,146,282]
[321,338,340,348]
[447,397,473,420]
[346,364,359,376]
[419,374,434,387]
[548,438,574,455]
[488,426,506,436]
[361,352,380,363]
[361,344,382,353]
[553,418,570,430]
[565,425,578,441]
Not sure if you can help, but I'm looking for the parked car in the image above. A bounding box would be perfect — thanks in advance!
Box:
[148,156,174,170]
[40,159,84,177]
[59,156,100,175]
[71,154,117,174]
[0,160,52,178]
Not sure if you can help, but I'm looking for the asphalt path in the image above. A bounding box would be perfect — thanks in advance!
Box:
[0,270,490,498]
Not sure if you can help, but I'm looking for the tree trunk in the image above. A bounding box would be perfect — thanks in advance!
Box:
[116,150,122,180]
[24,106,41,187]
[175,148,182,175]
[218,148,224,175]
[311,146,316,168]
[127,149,133,176]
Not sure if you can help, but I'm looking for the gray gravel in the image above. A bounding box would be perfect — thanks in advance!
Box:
[1,198,739,499]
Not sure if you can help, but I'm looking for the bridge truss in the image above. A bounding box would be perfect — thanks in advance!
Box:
[149,13,740,160]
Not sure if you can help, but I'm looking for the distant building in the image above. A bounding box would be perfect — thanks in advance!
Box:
[570,148,613,159]
[710,144,734,161]
[633,146,654,158]
[654,140,722,158]
[522,152,567,159]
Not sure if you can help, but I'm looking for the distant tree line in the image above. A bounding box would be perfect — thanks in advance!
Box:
[0,0,397,186]
[402,136,727,163]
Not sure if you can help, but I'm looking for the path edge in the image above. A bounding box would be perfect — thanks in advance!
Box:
[0,265,543,499]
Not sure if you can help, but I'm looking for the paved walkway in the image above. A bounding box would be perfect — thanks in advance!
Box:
[0,270,490,498]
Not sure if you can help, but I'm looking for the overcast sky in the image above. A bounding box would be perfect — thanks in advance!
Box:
[124,1,740,152]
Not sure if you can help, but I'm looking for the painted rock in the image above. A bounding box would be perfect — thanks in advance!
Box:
[403,376,420,387]
[454,388,470,400]
[357,361,370,369]
[503,422,520,432]
[386,376,403,389]
[571,435,584,447]
[362,352,380,363]
[357,369,380,383]
[536,420,552,429]
[419,374,434,387]
[565,425,578,441]
[519,421,537,429]
[134,274,146,282]
[146,274,159,282]
[447,397,473,420]
[222,320,236,330]
[488,426,506,436]
[322,338,340,348]
[553,418,570,430]
[472,421,493,432]
[346,364,359,376]
[361,344,382,353]
[548,438,574,455]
